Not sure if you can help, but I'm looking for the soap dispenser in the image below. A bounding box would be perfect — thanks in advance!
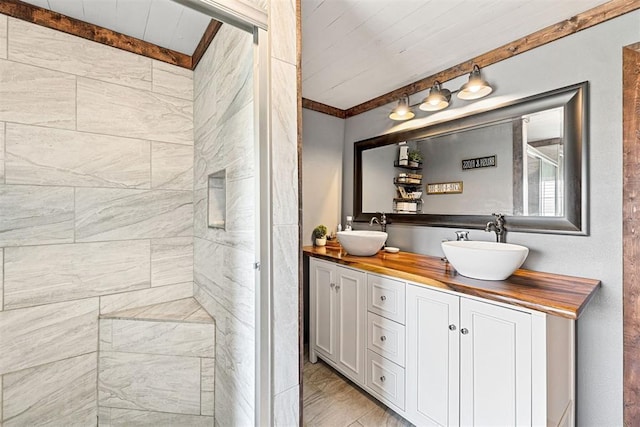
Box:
[345,216,353,231]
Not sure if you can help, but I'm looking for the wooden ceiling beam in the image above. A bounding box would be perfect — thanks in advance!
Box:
[302,98,347,119]
[623,40,640,426]
[340,0,640,118]
[0,0,224,71]
[191,19,223,70]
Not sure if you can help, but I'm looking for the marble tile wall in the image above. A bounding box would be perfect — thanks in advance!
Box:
[77,78,193,145]
[152,142,194,190]
[0,122,5,181]
[153,60,194,100]
[99,282,194,314]
[5,124,151,188]
[0,15,6,59]
[99,351,201,414]
[98,408,214,427]
[195,285,255,426]
[192,23,256,427]
[4,240,150,309]
[100,319,215,357]
[74,188,192,241]
[8,18,152,90]
[151,237,194,287]
[0,249,3,310]
[0,59,76,129]
[0,14,194,425]
[98,307,215,424]
[0,298,98,375]
[270,0,301,423]
[0,185,75,247]
[2,353,97,426]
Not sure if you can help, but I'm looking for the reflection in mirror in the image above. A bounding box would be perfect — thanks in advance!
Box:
[522,107,564,216]
[354,82,587,234]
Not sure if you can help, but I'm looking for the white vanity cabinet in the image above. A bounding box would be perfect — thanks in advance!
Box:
[405,284,460,426]
[309,258,367,384]
[308,257,577,427]
[406,284,534,426]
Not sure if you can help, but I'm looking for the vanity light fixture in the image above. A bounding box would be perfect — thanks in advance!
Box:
[457,64,493,100]
[388,65,493,120]
[419,81,452,111]
[389,94,415,121]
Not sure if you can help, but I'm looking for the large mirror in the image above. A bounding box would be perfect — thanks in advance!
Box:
[354,82,587,234]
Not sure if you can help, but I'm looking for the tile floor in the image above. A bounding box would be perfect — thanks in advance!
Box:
[302,354,413,427]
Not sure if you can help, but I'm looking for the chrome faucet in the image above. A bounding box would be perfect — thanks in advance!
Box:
[485,213,506,243]
[369,212,388,233]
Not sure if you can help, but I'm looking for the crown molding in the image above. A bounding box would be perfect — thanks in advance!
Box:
[301,98,347,119]
[192,19,223,69]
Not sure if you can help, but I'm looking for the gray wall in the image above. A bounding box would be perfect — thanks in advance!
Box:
[302,109,345,243]
[192,24,256,427]
[0,15,194,425]
[339,11,640,425]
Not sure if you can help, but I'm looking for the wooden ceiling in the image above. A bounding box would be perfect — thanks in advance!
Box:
[302,0,640,118]
[3,0,640,118]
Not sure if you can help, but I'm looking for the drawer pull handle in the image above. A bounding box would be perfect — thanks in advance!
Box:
[380,375,386,382]
[380,295,387,301]
[448,324,456,331]
[380,336,387,342]
[461,328,469,335]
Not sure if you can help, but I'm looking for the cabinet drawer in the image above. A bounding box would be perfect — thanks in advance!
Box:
[366,350,405,410]
[367,312,405,367]
[367,274,405,324]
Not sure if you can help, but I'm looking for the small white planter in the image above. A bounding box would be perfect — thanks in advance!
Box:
[315,237,327,246]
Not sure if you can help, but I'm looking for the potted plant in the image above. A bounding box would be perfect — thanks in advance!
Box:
[408,150,423,167]
[313,225,328,246]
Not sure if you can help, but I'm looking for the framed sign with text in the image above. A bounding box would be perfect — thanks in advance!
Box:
[462,155,497,170]
[426,181,463,195]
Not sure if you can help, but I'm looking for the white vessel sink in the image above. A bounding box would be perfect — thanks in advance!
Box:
[441,241,529,280]
[337,230,388,256]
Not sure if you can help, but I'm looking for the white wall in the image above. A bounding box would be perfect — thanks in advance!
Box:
[302,108,345,243]
[340,11,640,425]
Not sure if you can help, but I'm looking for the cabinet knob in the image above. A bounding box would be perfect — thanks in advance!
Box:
[380,295,387,301]
[380,376,386,382]
[330,283,335,288]
[380,336,387,342]
[448,324,456,331]
[460,328,469,335]
[335,285,340,291]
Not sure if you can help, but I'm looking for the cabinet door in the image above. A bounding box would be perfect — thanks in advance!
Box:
[406,284,460,427]
[460,298,532,427]
[335,266,367,383]
[310,259,336,361]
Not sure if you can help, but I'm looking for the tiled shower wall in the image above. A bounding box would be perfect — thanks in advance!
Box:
[0,15,194,425]
[270,0,300,423]
[192,23,255,426]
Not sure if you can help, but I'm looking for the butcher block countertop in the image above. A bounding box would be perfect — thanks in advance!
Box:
[303,245,601,320]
